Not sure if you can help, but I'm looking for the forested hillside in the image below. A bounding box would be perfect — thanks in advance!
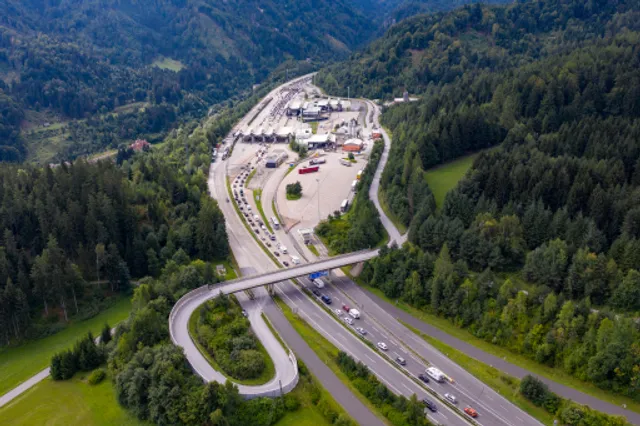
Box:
[0,113,229,346]
[319,0,640,401]
[0,0,369,162]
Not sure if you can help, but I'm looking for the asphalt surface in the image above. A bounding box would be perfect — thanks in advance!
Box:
[365,99,407,246]
[362,288,640,425]
[263,301,386,426]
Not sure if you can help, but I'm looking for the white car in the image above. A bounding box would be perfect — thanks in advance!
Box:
[247,206,252,211]
[334,309,342,316]
[445,393,457,404]
[344,317,354,325]
[356,327,367,335]
[279,244,288,254]
[377,342,388,351]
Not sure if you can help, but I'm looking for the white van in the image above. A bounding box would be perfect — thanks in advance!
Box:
[313,278,325,288]
[348,309,360,319]
[291,256,301,265]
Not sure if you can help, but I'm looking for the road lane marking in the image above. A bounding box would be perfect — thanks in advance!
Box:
[401,383,414,394]
[364,354,377,364]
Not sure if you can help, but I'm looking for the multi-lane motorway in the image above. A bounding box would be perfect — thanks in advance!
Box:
[174,75,544,425]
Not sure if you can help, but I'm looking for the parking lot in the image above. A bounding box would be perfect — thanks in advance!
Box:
[277,152,366,229]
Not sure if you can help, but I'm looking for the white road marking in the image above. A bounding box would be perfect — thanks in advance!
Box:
[401,383,414,394]
[364,354,377,364]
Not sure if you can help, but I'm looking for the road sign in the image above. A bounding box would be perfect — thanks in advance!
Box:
[309,271,328,280]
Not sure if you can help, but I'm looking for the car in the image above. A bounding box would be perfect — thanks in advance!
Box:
[342,304,350,312]
[464,407,478,418]
[418,373,430,383]
[344,317,354,325]
[395,357,407,366]
[321,294,332,304]
[261,225,267,231]
[241,310,248,317]
[422,399,437,412]
[283,261,290,267]
[255,229,260,234]
[270,234,276,241]
[266,242,271,247]
[334,309,342,316]
[377,342,388,351]
[312,289,321,297]
[274,251,280,257]
[356,327,367,335]
[260,236,265,241]
[247,206,252,211]
[239,205,244,210]
[444,393,457,404]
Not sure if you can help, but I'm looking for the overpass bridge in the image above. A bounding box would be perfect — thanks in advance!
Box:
[168,248,379,398]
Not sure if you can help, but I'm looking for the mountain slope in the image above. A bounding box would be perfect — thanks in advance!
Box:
[0,0,370,162]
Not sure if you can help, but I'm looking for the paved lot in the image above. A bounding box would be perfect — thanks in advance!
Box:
[278,153,366,228]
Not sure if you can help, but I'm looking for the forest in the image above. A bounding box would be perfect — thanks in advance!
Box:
[316,0,640,401]
[0,110,229,347]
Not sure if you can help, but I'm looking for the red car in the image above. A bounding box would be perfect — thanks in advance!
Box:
[464,407,478,418]
[342,304,350,312]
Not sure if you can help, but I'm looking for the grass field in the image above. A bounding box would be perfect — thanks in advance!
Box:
[361,283,640,415]
[151,57,185,72]
[286,193,302,201]
[0,296,132,396]
[275,405,331,426]
[0,373,144,426]
[424,153,479,209]
[308,244,320,257]
[275,297,392,426]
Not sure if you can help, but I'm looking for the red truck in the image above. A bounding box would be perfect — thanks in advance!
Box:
[299,166,319,174]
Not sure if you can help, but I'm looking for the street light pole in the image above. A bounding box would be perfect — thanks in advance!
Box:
[316,178,320,221]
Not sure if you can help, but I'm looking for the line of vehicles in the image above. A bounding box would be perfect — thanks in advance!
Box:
[307,273,483,421]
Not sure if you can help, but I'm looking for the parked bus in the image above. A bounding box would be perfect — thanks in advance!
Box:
[340,199,349,213]
[271,216,280,230]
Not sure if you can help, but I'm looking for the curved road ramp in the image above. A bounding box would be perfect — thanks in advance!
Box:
[169,249,378,398]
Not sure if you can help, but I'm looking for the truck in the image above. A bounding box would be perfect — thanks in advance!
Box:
[309,158,326,165]
[313,278,325,288]
[340,199,349,213]
[348,308,360,319]
[299,165,319,174]
[425,367,445,383]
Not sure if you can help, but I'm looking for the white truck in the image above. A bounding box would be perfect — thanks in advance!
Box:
[310,157,326,165]
[348,308,360,319]
[290,256,301,265]
[426,367,445,383]
[313,278,325,288]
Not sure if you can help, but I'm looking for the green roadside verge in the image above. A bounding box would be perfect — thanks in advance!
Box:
[377,188,407,235]
[308,244,320,257]
[360,282,640,415]
[254,189,274,233]
[187,301,276,386]
[0,296,132,396]
[245,168,257,188]
[286,193,302,201]
[274,296,392,426]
